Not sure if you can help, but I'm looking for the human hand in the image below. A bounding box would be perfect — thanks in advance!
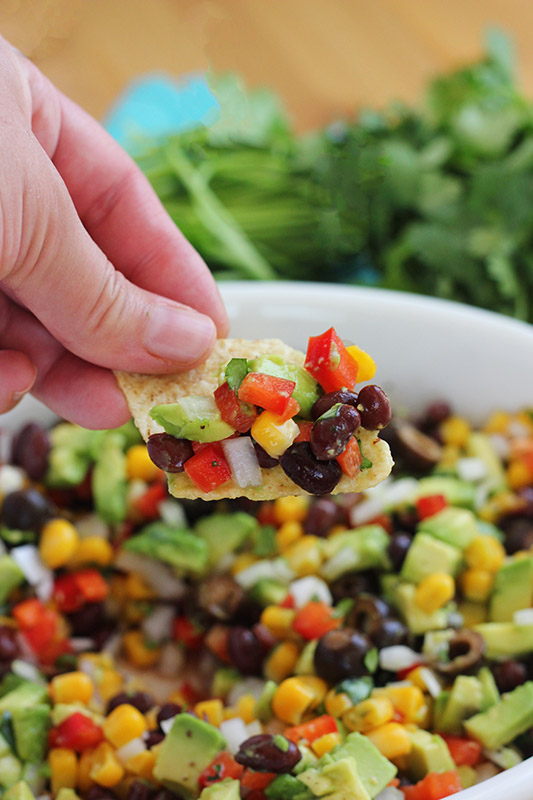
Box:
[0,38,228,428]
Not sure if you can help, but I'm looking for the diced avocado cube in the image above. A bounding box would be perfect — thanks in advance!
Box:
[293,641,318,676]
[0,753,22,789]
[406,729,455,781]
[321,526,390,582]
[474,622,533,659]
[320,732,397,798]
[153,713,226,799]
[393,583,449,635]
[199,779,240,800]
[298,758,371,800]
[415,477,476,509]
[150,396,235,443]
[249,579,288,607]
[11,706,50,762]
[125,522,209,577]
[266,774,313,800]
[437,675,483,734]
[91,432,127,524]
[249,355,320,419]
[457,765,477,789]
[432,691,450,731]
[3,781,35,800]
[0,557,24,603]
[466,432,506,491]
[418,507,480,550]
[464,681,533,749]
[255,680,278,723]
[0,675,25,699]
[0,683,49,715]
[211,669,240,701]
[478,667,500,711]
[490,557,533,622]
[51,704,100,727]
[401,533,462,584]
[195,512,258,567]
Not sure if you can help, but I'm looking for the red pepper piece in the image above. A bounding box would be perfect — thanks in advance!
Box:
[214,382,258,432]
[173,616,205,650]
[305,328,358,393]
[198,752,244,789]
[135,481,167,518]
[49,712,104,752]
[12,598,47,628]
[336,436,362,477]
[241,770,276,792]
[74,569,109,603]
[284,714,338,744]
[440,735,482,767]
[279,593,295,609]
[276,397,301,424]
[184,444,232,493]
[292,601,340,640]
[238,373,296,416]
[402,770,463,800]
[204,624,231,663]
[416,494,448,520]
[294,421,313,442]
[53,574,83,613]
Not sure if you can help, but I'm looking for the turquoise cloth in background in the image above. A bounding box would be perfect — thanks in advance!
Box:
[103,73,218,152]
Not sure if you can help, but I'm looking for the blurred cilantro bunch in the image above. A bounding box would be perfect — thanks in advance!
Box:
[136,30,533,321]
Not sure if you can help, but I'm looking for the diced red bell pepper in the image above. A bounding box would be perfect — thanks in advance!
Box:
[205,624,231,663]
[49,712,104,752]
[416,494,448,520]
[53,575,84,613]
[184,443,232,493]
[292,601,340,640]
[74,569,109,603]
[257,503,276,526]
[135,481,167,518]
[238,373,296,416]
[364,513,393,534]
[276,397,301,424]
[198,752,244,789]
[13,598,47,629]
[173,616,205,650]
[241,770,276,792]
[294,421,313,442]
[336,436,362,477]
[440,735,482,767]
[284,714,338,744]
[305,328,358,393]
[280,593,295,609]
[402,770,463,800]
[214,381,257,432]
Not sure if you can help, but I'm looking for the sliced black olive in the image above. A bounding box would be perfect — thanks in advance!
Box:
[433,629,486,676]
[394,420,442,471]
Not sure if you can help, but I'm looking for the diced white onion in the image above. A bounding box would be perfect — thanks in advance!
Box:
[321,546,360,583]
[75,514,110,540]
[475,762,500,782]
[161,716,177,735]
[0,464,25,494]
[159,499,187,527]
[235,558,295,589]
[228,678,266,706]
[290,576,332,608]
[114,550,186,599]
[102,632,122,657]
[159,642,185,677]
[417,667,442,698]
[447,611,464,629]
[23,760,47,796]
[116,737,146,764]
[375,789,404,800]
[382,478,419,509]
[509,421,531,438]
[127,478,148,508]
[222,437,262,488]
[78,656,97,679]
[69,637,96,653]
[456,457,487,482]
[483,747,522,770]
[142,605,175,643]
[349,496,385,526]
[35,574,54,602]
[488,434,510,459]
[11,659,44,684]
[513,608,533,625]
[379,646,422,673]
[474,483,491,510]
[246,720,263,737]
[11,545,52,587]
[16,632,37,664]
[220,717,249,754]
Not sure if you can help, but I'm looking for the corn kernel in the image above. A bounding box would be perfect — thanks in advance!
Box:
[51,671,93,705]
[478,491,524,523]
[483,411,511,434]
[440,416,471,448]
[251,412,299,458]
[458,601,487,626]
[97,669,124,703]
[78,749,96,793]
[272,677,318,725]
[194,699,224,727]
[90,742,124,787]
[346,344,376,383]
[366,722,412,759]
[126,750,156,781]
[104,704,147,748]
[50,748,78,793]
[507,459,533,491]
[325,689,353,718]
[231,553,257,575]
[265,641,301,683]
[465,536,505,573]
[273,496,309,524]
[260,605,296,638]
[460,568,494,602]
[236,694,257,724]
[298,676,328,708]
[437,444,461,471]
[126,444,161,482]
[328,524,348,537]
[39,519,79,568]
[285,536,323,577]
[124,573,156,601]
[122,631,161,668]
[373,686,426,724]
[276,521,304,552]
[343,696,394,733]
[70,536,114,567]
[311,732,343,757]
[414,573,455,614]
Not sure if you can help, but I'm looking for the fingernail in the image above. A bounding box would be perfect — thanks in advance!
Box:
[144,305,216,365]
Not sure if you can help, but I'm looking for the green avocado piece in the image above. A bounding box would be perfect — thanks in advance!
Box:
[401,533,462,584]
[298,758,371,800]
[474,622,533,659]
[392,582,449,635]
[321,526,390,582]
[51,704,102,727]
[91,432,128,524]
[0,683,48,715]
[150,396,235,443]
[0,753,22,789]
[466,432,506,491]
[45,424,102,487]
[199,779,240,800]
[456,765,477,789]
[153,713,226,799]
[211,668,240,701]
[3,781,35,800]
[255,680,278,723]
[11,706,50,762]
[437,675,483,734]
[0,557,24,603]
[125,522,209,577]
[249,579,288,607]
[0,675,25,699]
[415,477,476,509]
[418,507,481,550]
[195,512,257,567]
[318,732,397,798]
[266,774,313,800]
[464,681,533,749]
[478,666,500,711]
[249,355,320,419]
[406,729,454,781]
[489,557,533,622]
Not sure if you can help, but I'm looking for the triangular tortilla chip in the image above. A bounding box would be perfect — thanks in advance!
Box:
[116,339,393,500]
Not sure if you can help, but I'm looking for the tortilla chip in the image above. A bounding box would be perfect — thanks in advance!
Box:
[116,338,393,501]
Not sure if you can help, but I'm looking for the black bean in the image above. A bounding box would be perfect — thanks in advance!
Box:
[11,423,50,482]
[491,660,527,693]
[197,574,245,622]
[227,626,265,675]
[311,390,359,420]
[1,488,55,532]
[252,623,277,653]
[518,487,533,517]
[329,570,379,603]
[85,788,118,800]
[311,404,361,461]
[67,602,106,636]
[304,498,342,537]
[514,729,533,759]
[253,442,279,469]
[106,691,155,715]
[371,618,408,649]
[127,781,156,800]
[419,401,452,431]
[501,517,533,554]
[235,734,301,773]
[314,628,371,683]
[153,790,185,800]
[157,702,183,729]
[0,627,18,662]
[347,596,391,636]
[357,385,391,430]
[280,442,342,495]
[387,532,413,571]
[147,434,193,473]
[144,729,165,749]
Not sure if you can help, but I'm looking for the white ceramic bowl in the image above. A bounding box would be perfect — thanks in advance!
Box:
[3,282,533,798]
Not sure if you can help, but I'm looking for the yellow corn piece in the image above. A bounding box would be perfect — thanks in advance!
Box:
[299,676,328,708]
[50,748,78,794]
[122,631,161,668]
[507,459,533,491]
[231,553,258,575]
[78,749,96,793]
[265,641,301,683]
[194,699,224,727]
[39,519,79,568]
[51,671,93,705]
[123,573,155,601]
[90,742,124,787]
[145,708,158,730]
[126,750,156,781]
[460,568,494,602]
[260,606,296,638]
[346,344,376,383]
[366,722,413,759]
[70,536,114,567]
[273,496,309,524]
[373,686,425,725]
[437,444,461,471]
[325,689,353,718]
[284,536,323,577]
[251,412,299,458]
[328,524,348,538]
[483,411,511,434]
[126,444,161,482]
[414,573,455,614]
[276,521,304,553]
[343,696,394,733]
[465,536,505,573]
[97,669,124,703]
[458,601,487,626]
[440,416,471,448]
[272,677,318,725]
[103,704,147,748]
[236,694,257,724]
[478,491,524,523]
[311,732,343,758]
[408,667,441,696]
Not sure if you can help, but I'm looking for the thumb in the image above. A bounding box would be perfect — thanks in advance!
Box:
[3,140,217,373]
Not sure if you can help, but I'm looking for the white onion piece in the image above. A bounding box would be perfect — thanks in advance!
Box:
[379,646,422,672]
[11,659,44,684]
[114,550,186,599]
[78,657,97,679]
[475,762,500,782]
[161,716,177,735]
[228,678,266,706]
[69,637,96,653]
[375,789,404,800]
[381,478,419,509]
[513,608,533,625]
[159,642,185,677]
[35,574,54,602]
[142,605,175,643]
[75,514,110,540]
[222,437,262,488]
[102,632,122,657]
[116,736,146,764]
[159,499,187,527]
[220,717,248,754]
[11,545,52,587]
[235,558,295,589]
[246,720,263,737]
[0,465,25,494]
[456,457,487,482]
[417,667,442,698]
[484,747,522,770]
[321,546,360,583]
[349,496,386,526]
[290,576,332,608]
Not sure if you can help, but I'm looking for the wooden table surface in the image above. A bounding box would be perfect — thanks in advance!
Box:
[3,0,533,130]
